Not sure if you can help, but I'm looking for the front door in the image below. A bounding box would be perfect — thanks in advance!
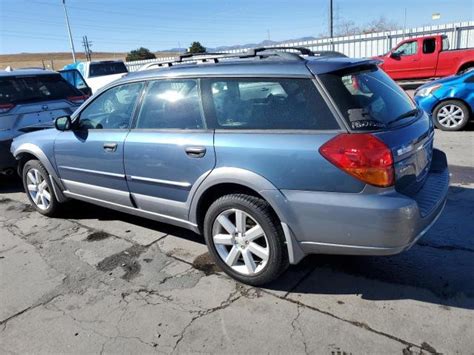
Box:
[124,79,215,221]
[384,40,421,80]
[55,82,144,206]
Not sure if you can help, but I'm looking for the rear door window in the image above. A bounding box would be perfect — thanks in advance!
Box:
[204,78,339,130]
[423,38,436,54]
[0,74,82,105]
[319,65,417,131]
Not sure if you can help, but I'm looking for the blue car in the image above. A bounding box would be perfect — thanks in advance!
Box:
[414,70,474,131]
[10,48,449,285]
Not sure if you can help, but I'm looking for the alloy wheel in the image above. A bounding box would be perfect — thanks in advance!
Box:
[26,168,51,211]
[212,208,270,275]
[437,104,465,129]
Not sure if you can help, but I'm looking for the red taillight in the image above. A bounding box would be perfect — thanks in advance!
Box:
[67,95,88,104]
[0,103,15,113]
[319,133,394,187]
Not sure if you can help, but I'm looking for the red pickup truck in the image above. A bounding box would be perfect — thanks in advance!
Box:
[375,35,474,80]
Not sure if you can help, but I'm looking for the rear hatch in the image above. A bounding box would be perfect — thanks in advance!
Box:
[317,63,434,195]
[0,73,85,132]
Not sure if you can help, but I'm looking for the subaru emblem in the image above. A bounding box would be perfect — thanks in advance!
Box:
[42,104,48,111]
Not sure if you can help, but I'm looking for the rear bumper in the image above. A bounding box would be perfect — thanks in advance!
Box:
[281,149,449,260]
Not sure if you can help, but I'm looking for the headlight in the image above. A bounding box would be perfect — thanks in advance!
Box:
[415,84,441,97]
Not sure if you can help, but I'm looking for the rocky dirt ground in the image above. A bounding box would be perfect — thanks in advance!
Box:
[0,130,473,354]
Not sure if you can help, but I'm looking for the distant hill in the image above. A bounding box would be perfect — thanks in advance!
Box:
[0,51,178,70]
[161,36,319,53]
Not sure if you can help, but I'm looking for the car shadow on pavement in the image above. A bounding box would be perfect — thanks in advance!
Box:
[266,185,474,310]
[2,175,473,310]
[58,199,204,244]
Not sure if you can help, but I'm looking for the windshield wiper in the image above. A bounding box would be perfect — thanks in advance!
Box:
[386,108,419,126]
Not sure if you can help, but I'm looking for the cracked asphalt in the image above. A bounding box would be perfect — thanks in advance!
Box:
[0,130,473,354]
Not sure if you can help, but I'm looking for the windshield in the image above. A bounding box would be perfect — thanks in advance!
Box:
[0,74,82,105]
[89,62,128,78]
[319,65,417,131]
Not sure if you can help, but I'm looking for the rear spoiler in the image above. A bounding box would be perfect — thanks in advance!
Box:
[306,58,383,76]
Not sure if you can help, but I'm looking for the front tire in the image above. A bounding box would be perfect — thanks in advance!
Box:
[203,194,289,286]
[433,100,470,131]
[22,160,60,216]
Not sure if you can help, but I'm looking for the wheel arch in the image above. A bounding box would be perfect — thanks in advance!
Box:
[189,167,304,264]
[13,143,68,202]
[432,97,472,117]
[457,61,474,74]
[188,167,293,232]
[13,143,59,179]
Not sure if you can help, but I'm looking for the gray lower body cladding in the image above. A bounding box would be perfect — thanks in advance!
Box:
[280,155,449,258]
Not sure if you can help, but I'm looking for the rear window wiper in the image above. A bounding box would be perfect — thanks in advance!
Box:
[386,108,419,126]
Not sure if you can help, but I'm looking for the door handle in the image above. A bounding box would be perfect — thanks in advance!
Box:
[185,146,206,158]
[103,142,118,152]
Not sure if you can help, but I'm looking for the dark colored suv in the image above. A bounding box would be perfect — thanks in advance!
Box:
[0,69,87,175]
[11,48,449,285]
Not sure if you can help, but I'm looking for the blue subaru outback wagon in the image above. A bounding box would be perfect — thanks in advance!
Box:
[11,48,449,285]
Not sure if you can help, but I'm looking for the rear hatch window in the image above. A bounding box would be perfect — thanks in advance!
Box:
[0,74,82,105]
[319,65,420,131]
[89,62,128,77]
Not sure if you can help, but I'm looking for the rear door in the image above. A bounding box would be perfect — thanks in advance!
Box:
[200,77,358,192]
[55,82,144,205]
[123,79,215,221]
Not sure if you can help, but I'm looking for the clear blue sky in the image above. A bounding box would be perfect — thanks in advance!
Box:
[0,0,472,54]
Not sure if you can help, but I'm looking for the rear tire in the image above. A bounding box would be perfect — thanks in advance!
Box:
[22,160,60,216]
[203,194,289,286]
[432,100,470,131]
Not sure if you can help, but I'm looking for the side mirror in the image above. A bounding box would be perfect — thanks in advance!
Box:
[55,116,73,131]
[390,51,401,59]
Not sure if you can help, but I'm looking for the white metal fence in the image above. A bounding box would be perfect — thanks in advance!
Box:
[125,21,474,72]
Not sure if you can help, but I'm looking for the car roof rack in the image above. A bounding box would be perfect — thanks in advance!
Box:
[153,46,344,67]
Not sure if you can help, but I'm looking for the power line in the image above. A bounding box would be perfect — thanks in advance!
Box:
[82,35,92,61]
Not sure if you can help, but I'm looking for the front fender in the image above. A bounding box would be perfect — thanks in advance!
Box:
[12,143,59,178]
[12,142,68,202]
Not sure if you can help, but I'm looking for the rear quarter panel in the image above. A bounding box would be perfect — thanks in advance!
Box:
[436,49,474,76]
[213,131,365,193]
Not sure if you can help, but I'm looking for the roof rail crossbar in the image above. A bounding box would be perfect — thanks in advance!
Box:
[251,46,315,56]
[152,46,319,67]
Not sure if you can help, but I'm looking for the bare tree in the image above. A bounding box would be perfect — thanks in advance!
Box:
[335,16,398,36]
[335,19,361,36]
[362,16,398,34]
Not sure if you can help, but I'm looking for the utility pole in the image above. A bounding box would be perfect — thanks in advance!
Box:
[82,35,93,61]
[61,0,77,63]
[329,0,334,49]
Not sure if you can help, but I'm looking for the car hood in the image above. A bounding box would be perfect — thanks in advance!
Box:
[417,74,461,90]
